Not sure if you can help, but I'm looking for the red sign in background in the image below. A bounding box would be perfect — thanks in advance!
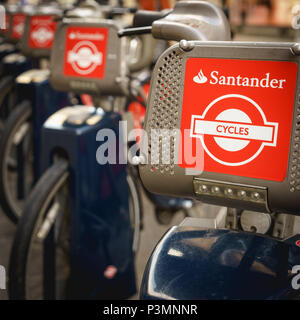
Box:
[11,13,25,39]
[179,58,298,182]
[29,15,57,49]
[64,26,108,79]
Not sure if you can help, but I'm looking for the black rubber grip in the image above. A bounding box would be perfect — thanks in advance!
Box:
[133,10,169,28]
[107,7,137,17]
[118,26,152,37]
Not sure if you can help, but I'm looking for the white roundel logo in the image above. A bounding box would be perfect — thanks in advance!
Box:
[31,27,54,45]
[67,40,102,75]
[190,94,279,166]
[13,22,24,36]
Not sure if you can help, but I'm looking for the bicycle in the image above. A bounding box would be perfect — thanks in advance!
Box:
[125,1,300,300]
[0,2,68,223]
[0,4,36,131]
[7,0,226,300]
[8,1,145,300]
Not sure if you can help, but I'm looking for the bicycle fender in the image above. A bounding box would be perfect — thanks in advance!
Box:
[140,224,300,300]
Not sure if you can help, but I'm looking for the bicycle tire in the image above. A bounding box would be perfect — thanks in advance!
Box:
[0,75,15,131]
[127,173,143,253]
[0,100,32,223]
[9,160,142,299]
[9,159,69,299]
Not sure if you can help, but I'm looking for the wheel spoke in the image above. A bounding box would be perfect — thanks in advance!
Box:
[16,139,25,200]
[37,201,61,241]
[43,227,56,300]
[13,122,30,145]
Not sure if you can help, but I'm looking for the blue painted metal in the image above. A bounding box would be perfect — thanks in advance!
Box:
[16,77,69,179]
[0,45,16,61]
[41,106,136,299]
[0,55,31,121]
[141,226,300,300]
[1,54,31,77]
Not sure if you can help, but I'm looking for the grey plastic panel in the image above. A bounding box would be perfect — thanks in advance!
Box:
[50,18,128,95]
[4,6,21,43]
[5,5,35,44]
[20,6,62,58]
[139,41,300,214]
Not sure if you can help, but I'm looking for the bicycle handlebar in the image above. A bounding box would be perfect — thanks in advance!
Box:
[118,26,152,37]
[106,7,137,17]
[133,10,170,28]
[118,10,170,37]
[118,1,230,42]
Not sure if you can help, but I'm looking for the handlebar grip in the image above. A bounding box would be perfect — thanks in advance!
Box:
[118,26,152,37]
[106,7,137,17]
[133,10,170,28]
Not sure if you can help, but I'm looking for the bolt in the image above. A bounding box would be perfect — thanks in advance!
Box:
[200,185,208,193]
[291,43,300,55]
[212,186,221,194]
[132,155,146,165]
[115,76,122,83]
[225,188,233,196]
[179,39,195,52]
[238,190,246,198]
[252,192,260,201]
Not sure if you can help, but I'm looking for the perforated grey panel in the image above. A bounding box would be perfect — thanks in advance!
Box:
[148,48,183,175]
[140,41,300,213]
[289,92,300,192]
[50,19,128,96]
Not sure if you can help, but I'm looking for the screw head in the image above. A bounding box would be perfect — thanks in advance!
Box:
[292,43,300,55]
[200,185,208,193]
[132,155,146,165]
[225,188,233,196]
[179,39,195,52]
[238,190,246,198]
[212,186,220,194]
[115,76,122,83]
[252,192,260,201]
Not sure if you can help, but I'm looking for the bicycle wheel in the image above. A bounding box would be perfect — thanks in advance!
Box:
[0,75,17,131]
[127,173,142,253]
[9,160,142,299]
[0,100,33,223]
[9,159,70,300]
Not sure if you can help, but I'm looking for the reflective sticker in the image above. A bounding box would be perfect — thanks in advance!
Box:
[64,26,108,79]
[179,58,298,182]
[104,265,117,279]
[11,13,25,39]
[28,15,56,49]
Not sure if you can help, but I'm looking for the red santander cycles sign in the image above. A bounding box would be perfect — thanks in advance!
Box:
[180,58,298,182]
[29,15,57,49]
[64,26,108,79]
[12,13,26,39]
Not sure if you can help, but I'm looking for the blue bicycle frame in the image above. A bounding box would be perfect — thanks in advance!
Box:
[40,105,136,299]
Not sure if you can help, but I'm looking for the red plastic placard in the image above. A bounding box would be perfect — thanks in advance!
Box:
[11,13,25,39]
[64,26,108,79]
[28,15,56,49]
[179,58,298,182]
